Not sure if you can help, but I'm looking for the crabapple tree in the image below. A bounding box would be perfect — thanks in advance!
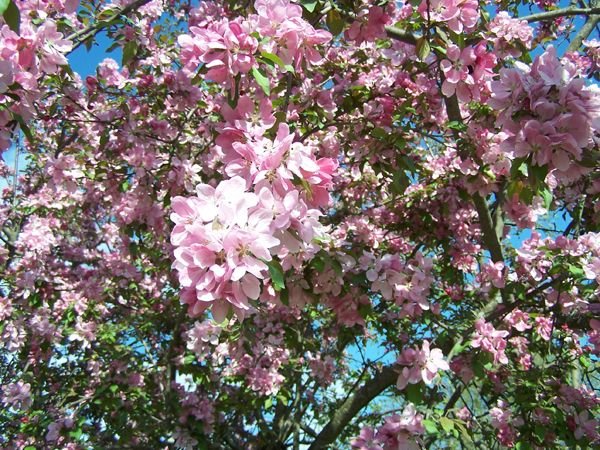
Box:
[0,0,599,448]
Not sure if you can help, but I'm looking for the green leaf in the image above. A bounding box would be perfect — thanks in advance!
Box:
[416,37,431,60]
[122,41,138,66]
[326,9,344,35]
[3,1,20,34]
[14,114,33,143]
[454,421,475,449]
[447,120,466,132]
[260,51,294,73]
[440,417,455,433]
[310,255,325,272]
[533,424,547,443]
[266,259,285,291]
[69,428,83,439]
[371,127,388,140]
[510,157,527,177]
[252,67,270,95]
[279,288,289,306]
[0,0,10,15]
[302,0,318,13]
[391,170,410,195]
[99,130,110,149]
[540,188,552,209]
[435,27,449,43]
[567,264,584,278]
[528,163,548,185]
[400,155,417,173]
[404,383,424,404]
[264,397,273,409]
[422,419,439,434]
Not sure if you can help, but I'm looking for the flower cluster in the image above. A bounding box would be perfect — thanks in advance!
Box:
[362,252,434,317]
[487,11,533,57]
[0,17,73,150]
[489,46,600,179]
[418,0,479,34]
[471,318,509,364]
[396,340,449,390]
[351,403,424,450]
[441,42,497,102]
[171,176,281,321]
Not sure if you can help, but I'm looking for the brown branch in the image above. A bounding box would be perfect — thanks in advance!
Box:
[308,366,398,449]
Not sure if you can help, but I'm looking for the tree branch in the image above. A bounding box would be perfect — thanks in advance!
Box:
[524,6,600,22]
[567,0,600,52]
[443,94,504,263]
[308,366,398,449]
[66,0,152,53]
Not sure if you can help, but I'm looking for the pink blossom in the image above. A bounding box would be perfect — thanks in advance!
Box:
[396,340,449,389]
[441,44,476,102]
[504,309,531,332]
[471,318,509,364]
[254,0,303,37]
[37,21,72,74]
[535,316,553,341]
[375,404,424,449]
[351,427,383,450]
[346,6,390,44]
[488,12,533,57]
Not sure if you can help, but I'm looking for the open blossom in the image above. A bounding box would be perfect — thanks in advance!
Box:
[396,340,449,390]
[441,42,496,102]
[351,426,382,450]
[583,256,600,284]
[535,316,553,341]
[471,318,509,364]
[418,0,479,33]
[368,253,434,317]
[345,5,390,44]
[480,261,506,289]
[504,309,531,332]
[36,20,72,74]
[178,18,258,85]
[490,400,521,446]
[186,321,221,361]
[376,404,424,449]
[573,410,600,442]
